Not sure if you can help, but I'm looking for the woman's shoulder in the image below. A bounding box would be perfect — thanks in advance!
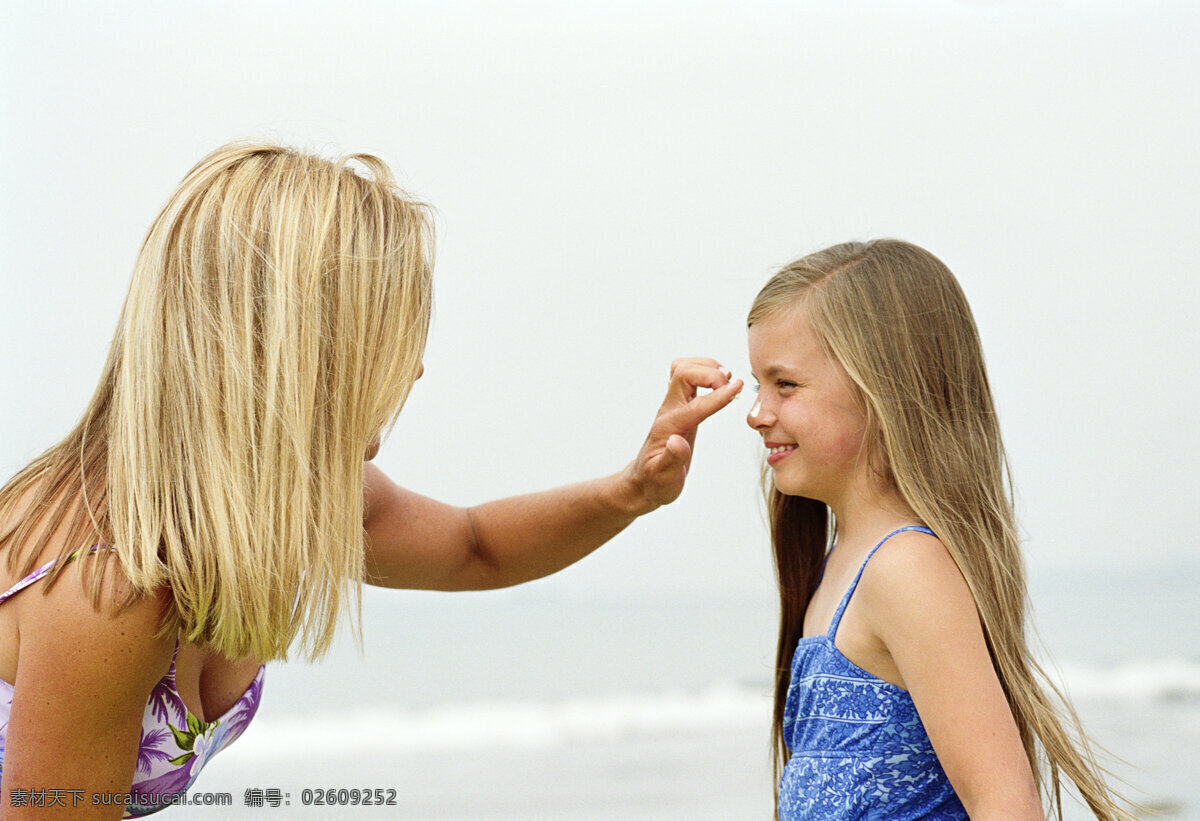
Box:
[1,484,175,688]
[1,477,171,681]
[19,548,170,622]
[2,543,177,805]
[16,547,174,666]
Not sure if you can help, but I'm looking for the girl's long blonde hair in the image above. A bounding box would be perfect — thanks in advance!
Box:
[0,142,433,661]
[749,240,1131,819]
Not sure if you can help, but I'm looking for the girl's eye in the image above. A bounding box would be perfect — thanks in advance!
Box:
[751,380,798,394]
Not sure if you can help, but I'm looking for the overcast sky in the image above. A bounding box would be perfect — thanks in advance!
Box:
[2,1,1196,600]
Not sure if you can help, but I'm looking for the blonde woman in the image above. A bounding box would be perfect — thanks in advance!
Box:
[746,240,1131,819]
[0,143,743,819]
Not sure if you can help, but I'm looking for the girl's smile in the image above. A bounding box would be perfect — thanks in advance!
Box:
[765,442,798,465]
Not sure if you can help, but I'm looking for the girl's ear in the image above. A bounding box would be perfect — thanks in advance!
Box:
[858,403,893,489]
[868,426,893,487]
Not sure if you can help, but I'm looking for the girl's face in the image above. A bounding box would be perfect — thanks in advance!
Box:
[747,305,871,507]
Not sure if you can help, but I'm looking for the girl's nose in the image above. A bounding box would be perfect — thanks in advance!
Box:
[746,395,771,429]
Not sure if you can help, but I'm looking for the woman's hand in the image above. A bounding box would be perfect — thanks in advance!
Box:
[617,357,744,515]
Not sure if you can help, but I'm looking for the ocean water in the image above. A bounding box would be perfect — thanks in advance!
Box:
[185,563,1200,820]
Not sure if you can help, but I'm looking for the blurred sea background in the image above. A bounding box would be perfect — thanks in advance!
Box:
[2,1,1198,818]
[198,559,1200,820]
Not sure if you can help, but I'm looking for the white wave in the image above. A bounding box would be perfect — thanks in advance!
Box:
[226,684,772,761]
[1050,657,1200,702]
[226,658,1200,762]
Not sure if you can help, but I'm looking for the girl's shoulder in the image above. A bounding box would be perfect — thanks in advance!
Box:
[856,528,976,624]
[863,527,957,580]
[859,528,988,662]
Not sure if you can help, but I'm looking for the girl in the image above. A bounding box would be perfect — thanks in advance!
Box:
[745,240,1130,819]
[0,142,742,818]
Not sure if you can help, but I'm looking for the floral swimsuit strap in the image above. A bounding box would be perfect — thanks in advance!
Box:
[0,544,111,606]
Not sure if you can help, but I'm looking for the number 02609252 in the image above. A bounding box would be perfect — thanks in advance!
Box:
[300,788,398,806]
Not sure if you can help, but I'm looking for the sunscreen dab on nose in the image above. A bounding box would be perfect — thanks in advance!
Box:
[749,398,762,419]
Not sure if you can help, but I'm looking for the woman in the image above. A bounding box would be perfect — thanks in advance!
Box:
[0,142,743,818]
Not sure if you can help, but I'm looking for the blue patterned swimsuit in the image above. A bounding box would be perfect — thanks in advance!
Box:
[778,526,968,820]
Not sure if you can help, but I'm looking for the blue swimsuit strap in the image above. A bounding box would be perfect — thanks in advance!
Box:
[826,525,935,639]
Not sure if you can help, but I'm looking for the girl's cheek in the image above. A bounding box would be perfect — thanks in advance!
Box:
[836,423,873,462]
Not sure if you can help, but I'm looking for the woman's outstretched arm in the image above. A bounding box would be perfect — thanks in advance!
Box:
[362,358,742,591]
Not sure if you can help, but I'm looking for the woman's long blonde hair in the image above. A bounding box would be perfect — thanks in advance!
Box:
[0,142,433,661]
[749,240,1131,819]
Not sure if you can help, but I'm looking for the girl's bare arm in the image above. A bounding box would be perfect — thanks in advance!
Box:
[862,530,1045,820]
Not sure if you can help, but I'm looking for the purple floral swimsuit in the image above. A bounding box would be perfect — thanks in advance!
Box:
[0,549,264,817]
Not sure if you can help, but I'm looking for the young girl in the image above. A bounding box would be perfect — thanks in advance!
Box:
[0,142,741,818]
[745,240,1130,819]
